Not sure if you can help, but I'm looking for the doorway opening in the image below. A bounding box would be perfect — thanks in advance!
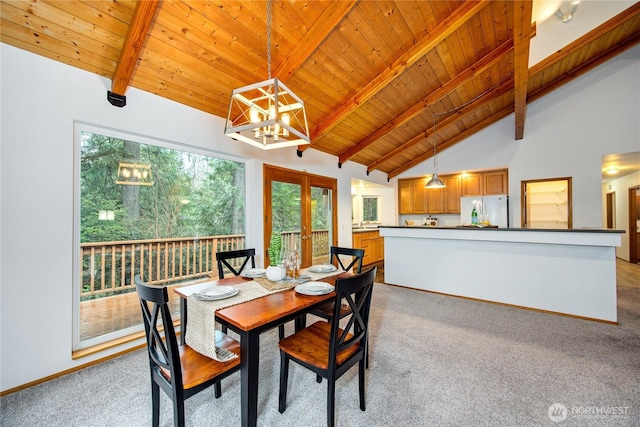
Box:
[521,177,572,229]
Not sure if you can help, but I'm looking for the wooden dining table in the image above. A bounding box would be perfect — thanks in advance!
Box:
[174,271,348,427]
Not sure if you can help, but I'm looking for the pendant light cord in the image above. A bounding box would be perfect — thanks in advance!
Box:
[430,72,513,165]
[266,0,272,80]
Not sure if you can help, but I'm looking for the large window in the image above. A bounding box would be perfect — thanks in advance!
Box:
[73,123,246,350]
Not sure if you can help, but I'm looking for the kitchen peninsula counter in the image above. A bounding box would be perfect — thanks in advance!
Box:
[379,226,624,322]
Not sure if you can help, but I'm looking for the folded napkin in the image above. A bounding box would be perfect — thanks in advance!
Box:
[185,281,271,361]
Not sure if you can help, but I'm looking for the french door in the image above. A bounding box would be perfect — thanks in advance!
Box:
[263,165,337,267]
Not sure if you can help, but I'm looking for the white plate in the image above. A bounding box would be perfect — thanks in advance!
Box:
[308,264,338,273]
[241,268,266,278]
[295,281,334,296]
[195,286,239,301]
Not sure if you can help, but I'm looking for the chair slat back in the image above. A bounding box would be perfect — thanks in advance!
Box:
[216,248,256,279]
[135,275,182,389]
[329,267,376,362]
[330,246,365,273]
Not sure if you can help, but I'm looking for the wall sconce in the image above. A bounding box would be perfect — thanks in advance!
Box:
[116,162,154,186]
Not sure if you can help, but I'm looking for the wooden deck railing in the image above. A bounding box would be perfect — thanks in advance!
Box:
[80,230,330,300]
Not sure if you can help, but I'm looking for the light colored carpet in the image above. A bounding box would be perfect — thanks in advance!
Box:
[2,282,639,426]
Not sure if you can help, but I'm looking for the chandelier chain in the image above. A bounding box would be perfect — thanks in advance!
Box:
[266,0,272,80]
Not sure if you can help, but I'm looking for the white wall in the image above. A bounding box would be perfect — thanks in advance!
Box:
[1,39,639,392]
[400,45,640,231]
[0,43,392,392]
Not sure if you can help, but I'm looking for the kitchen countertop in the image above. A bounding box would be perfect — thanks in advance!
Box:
[379,225,624,233]
[352,227,380,233]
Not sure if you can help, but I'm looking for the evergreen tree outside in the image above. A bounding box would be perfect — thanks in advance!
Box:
[80,131,245,243]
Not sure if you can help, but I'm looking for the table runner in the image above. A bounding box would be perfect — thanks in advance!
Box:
[186,281,275,361]
[185,269,340,361]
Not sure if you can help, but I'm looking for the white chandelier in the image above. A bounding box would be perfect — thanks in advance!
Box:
[224,0,310,150]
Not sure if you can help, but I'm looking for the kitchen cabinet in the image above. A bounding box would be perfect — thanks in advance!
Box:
[484,170,508,195]
[443,175,461,213]
[399,169,506,214]
[398,179,414,214]
[413,178,429,213]
[352,230,384,266]
[426,185,444,213]
[461,173,483,196]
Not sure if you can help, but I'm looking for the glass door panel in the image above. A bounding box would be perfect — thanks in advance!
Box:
[310,185,332,265]
[271,180,301,264]
[264,165,337,268]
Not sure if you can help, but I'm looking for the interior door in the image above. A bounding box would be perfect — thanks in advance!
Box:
[264,165,337,267]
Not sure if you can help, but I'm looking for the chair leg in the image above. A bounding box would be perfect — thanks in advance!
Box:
[173,397,186,427]
[214,381,222,398]
[327,377,336,427]
[278,352,289,413]
[151,381,160,427]
[221,324,228,334]
[359,358,366,411]
[316,374,322,383]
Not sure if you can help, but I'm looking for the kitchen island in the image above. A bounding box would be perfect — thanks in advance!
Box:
[379,226,624,322]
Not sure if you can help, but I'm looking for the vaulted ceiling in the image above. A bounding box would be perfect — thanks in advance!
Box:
[2,1,639,179]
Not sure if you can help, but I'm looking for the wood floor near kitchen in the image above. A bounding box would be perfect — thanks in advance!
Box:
[81,259,636,341]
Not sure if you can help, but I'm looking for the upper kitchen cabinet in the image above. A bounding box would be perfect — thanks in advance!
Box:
[443,175,461,213]
[398,179,414,214]
[461,173,483,196]
[399,169,508,215]
[413,178,429,213]
[426,183,445,214]
[461,169,508,196]
[483,170,508,195]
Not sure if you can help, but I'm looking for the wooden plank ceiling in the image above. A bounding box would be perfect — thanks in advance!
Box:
[2,1,639,179]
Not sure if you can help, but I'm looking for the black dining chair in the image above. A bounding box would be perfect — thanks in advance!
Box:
[278,267,376,427]
[215,248,256,279]
[309,246,365,322]
[215,248,257,334]
[135,275,241,427]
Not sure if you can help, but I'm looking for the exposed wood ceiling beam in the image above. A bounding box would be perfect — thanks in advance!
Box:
[384,78,515,178]
[298,0,490,152]
[387,105,514,179]
[273,0,358,80]
[110,0,160,97]
[528,31,640,104]
[340,39,514,166]
[513,1,533,140]
[529,1,640,76]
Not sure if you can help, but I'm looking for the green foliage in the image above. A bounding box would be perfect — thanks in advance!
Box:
[268,231,282,266]
[79,131,246,243]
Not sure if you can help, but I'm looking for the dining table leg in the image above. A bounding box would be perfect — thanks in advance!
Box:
[240,330,260,427]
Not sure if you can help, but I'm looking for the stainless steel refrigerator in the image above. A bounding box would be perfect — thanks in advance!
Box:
[460,195,509,227]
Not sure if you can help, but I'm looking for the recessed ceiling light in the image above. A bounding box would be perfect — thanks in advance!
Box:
[606,168,619,175]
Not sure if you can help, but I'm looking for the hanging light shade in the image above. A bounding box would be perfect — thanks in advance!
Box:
[224,0,310,150]
[116,162,154,186]
[425,113,445,189]
[425,172,445,188]
[225,78,310,149]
